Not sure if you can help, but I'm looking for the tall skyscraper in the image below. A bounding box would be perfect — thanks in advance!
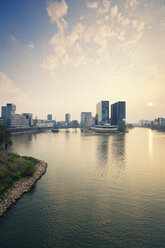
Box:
[111,101,126,125]
[1,106,7,120]
[6,104,16,127]
[65,113,71,124]
[96,101,109,124]
[81,112,92,126]
[47,114,52,122]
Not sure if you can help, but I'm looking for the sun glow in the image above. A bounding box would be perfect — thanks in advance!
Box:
[147,102,154,107]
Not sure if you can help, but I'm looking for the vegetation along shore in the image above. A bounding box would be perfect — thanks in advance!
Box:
[0,124,47,217]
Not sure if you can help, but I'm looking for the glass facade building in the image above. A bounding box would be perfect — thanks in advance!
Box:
[5,104,16,127]
[1,106,7,121]
[96,101,109,124]
[111,101,126,125]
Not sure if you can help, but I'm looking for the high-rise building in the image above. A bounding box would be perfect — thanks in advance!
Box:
[47,114,52,122]
[5,104,16,127]
[1,106,7,124]
[0,117,4,125]
[1,106,7,119]
[111,101,126,125]
[65,113,71,124]
[1,103,29,128]
[96,101,109,124]
[81,112,92,126]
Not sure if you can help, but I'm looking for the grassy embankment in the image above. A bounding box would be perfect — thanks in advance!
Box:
[0,150,39,199]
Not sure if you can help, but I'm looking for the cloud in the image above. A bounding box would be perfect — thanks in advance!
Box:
[42,0,146,75]
[125,0,139,8]
[47,0,68,31]
[86,1,98,9]
[10,35,17,42]
[0,72,31,107]
[110,5,118,17]
[97,0,111,15]
[27,42,35,50]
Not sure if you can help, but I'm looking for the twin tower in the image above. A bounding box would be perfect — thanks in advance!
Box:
[96,101,126,126]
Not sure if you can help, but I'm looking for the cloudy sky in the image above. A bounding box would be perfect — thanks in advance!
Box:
[0,0,164,122]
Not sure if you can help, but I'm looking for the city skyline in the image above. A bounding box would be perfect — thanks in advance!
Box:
[0,0,164,122]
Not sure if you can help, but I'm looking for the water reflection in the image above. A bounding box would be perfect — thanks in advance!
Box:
[111,134,126,178]
[96,133,126,177]
[111,134,126,165]
[96,135,109,165]
[148,129,153,158]
[11,133,33,150]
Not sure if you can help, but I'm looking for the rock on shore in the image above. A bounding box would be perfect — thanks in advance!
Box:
[0,161,47,217]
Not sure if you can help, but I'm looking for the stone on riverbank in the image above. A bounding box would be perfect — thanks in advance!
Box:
[0,161,47,217]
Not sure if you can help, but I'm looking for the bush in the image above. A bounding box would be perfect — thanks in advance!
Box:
[0,155,39,197]
[21,164,36,177]
[0,124,12,149]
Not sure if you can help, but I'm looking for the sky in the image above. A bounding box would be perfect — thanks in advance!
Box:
[0,0,164,122]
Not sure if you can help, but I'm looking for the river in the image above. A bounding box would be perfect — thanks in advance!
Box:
[0,128,165,248]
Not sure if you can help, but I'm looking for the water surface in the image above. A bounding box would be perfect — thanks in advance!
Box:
[0,128,165,248]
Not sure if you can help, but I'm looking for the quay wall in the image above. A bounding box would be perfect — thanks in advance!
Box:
[9,127,52,135]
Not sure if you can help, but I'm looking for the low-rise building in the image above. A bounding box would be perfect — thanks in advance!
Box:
[12,114,29,128]
[22,113,33,126]
[47,114,53,122]
[34,119,53,127]
[86,116,95,127]
[71,120,79,128]
[139,120,152,126]
[81,112,92,126]
[154,118,165,126]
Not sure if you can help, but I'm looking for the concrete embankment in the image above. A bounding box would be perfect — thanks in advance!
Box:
[10,127,52,135]
[0,161,47,217]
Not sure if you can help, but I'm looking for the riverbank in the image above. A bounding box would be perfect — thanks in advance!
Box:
[0,151,47,217]
[10,127,52,135]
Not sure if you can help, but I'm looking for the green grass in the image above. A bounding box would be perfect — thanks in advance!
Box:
[0,150,39,199]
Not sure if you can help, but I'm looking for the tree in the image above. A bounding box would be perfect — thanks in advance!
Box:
[118,120,126,132]
[0,124,12,149]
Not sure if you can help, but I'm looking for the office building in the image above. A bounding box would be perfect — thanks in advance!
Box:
[2,103,16,128]
[158,118,165,126]
[0,117,4,125]
[1,106,7,121]
[1,103,29,128]
[47,114,52,122]
[111,101,126,125]
[22,113,33,127]
[13,114,29,128]
[35,119,53,127]
[154,118,165,126]
[96,101,109,124]
[86,116,95,127]
[81,112,92,126]
[65,113,71,124]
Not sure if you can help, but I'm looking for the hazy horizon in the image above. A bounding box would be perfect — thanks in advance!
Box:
[0,0,164,122]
